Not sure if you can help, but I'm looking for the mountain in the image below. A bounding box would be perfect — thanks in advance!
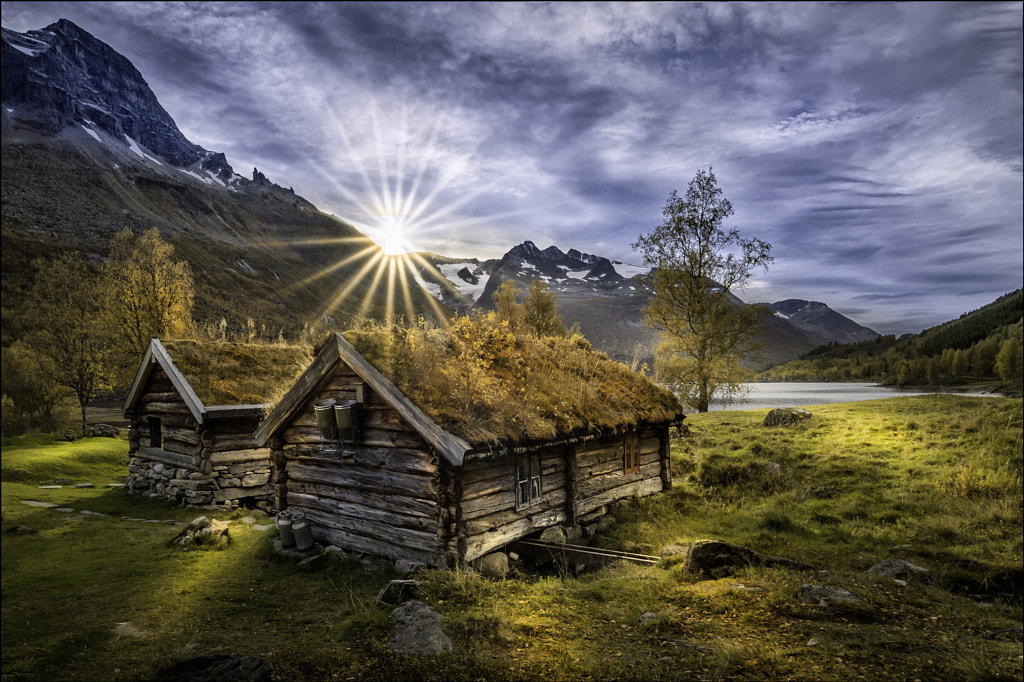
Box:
[1,19,438,337]
[416,241,879,366]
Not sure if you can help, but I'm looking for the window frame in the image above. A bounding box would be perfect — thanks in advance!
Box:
[515,452,543,509]
[624,432,641,474]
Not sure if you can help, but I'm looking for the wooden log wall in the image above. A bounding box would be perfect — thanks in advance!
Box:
[456,447,568,563]
[276,365,448,566]
[125,368,275,507]
[573,428,665,519]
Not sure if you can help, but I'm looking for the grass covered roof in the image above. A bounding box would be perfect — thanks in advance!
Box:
[161,340,313,407]
[343,316,683,447]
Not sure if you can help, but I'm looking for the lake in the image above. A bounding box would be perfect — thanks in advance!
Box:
[708,382,1001,411]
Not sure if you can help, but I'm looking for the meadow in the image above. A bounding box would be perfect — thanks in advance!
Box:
[1,394,1021,681]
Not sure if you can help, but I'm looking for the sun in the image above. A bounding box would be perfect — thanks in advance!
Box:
[372,214,413,256]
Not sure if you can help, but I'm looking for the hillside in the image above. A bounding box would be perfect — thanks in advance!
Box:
[761,289,1024,388]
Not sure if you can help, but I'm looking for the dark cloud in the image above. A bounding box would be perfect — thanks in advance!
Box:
[2,1,1020,335]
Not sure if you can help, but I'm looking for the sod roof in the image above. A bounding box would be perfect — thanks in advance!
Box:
[161,340,313,407]
[342,322,684,447]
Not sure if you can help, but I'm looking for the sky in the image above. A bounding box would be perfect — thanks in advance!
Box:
[2,2,1022,335]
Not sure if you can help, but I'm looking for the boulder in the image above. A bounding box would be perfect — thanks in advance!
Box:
[476,552,510,578]
[387,601,452,655]
[92,424,119,438]
[764,408,812,427]
[684,539,812,579]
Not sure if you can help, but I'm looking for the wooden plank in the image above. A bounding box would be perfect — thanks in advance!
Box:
[462,507,567,563]
[207,448,273,464]
[291,501,443,555]
[286,461,437,499]
[462,489,568,534]
[288,491,439,533]
[139,402,194,415]
[303,521,445,567]
[575,476,663,516]
[208,434,260,452]
[288,480,438,519]
[139,391,184,404]
[137,446,199,471]
[161,438,200,457]
[288,448,437,477]
[164,426,201,446]
[254,341,342,445]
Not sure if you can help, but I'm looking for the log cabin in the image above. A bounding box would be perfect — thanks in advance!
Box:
[254,327,684,568]
[122,338,310,507]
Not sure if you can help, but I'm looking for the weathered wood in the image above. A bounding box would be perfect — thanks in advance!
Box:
[161,438,200,457]
[288,480,438,520]
[291,502,443,556]
[164,426,201,446]
[462,489,568,535]
[288,491,439,533]
[659,429,672,491]
[462,507,567,562]
[303,519,445,567]
[460,489,516,519]
[576,476,663,516]
[139,391,184,404]
[565,444,579,525]
[207,448,273,464]
[208,434,260,452]
[286,461,437,500]
[138,402,194,415]
[288,447,438,477]
[137,447,200,471]
[281,425,426,449]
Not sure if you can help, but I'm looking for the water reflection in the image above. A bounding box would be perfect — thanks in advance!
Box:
[709,382,1000,412]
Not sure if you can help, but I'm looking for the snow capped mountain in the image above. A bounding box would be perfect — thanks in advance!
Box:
[418,241,879,365]
[2,19,236,182]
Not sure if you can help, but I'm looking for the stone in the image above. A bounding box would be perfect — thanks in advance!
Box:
[476,552,510,578]
[387,601,452,655]
[764,408,812,427]
[20,500,57,508]
[684,539,812,579]
[639,612,659,624]
[867,558,930,581]
[539,525,567,543]
[240,472,270,487]
[6,526,37,535]
[111,621,144,638]
[376,579,423,606]
[72,483,95,488]
[92,424,119,438]
[800,584,863,606]
[152,654,274,682]
[394,559,426,576]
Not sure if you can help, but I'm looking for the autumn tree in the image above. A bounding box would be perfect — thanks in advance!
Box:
[523,279,565,338]
[493,279,523,330]
[103,228,194,380]
[26,255,112,434]
[632,168,773,412]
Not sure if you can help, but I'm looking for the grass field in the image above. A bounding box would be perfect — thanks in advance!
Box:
[2,395,1021,681]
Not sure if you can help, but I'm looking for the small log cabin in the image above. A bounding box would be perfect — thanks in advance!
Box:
[254,330,684,568]
[122,338,310,507]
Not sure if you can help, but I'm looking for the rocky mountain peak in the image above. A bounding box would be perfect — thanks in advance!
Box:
[2,18,232,176]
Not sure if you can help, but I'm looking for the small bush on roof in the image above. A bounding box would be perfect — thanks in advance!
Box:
[343,314,682,446]
[162,339,313,406]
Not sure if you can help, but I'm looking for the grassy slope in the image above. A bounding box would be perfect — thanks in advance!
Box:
[1,396,1021,682]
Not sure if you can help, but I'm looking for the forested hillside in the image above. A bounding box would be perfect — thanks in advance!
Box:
[760,289,1023,389]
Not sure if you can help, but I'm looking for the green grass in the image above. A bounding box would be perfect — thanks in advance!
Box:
[2,396,1022,681]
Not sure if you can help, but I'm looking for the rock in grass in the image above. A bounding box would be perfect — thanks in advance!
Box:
[151,654,273,682]
[376,579,423,607]
[684,539,813,579]
[387,600,452,655]
[764,408,812,427]
[867,558,930,580]
[800,584,863,606]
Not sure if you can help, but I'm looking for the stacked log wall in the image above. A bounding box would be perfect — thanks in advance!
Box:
[456,446,567,563]
[276,367,448,567]
[125,368,273,507]
[574,428,665,523]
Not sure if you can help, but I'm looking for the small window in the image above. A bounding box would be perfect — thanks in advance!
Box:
[149,417,162,448]
[515,453,542,509]
[624,432,640,474]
